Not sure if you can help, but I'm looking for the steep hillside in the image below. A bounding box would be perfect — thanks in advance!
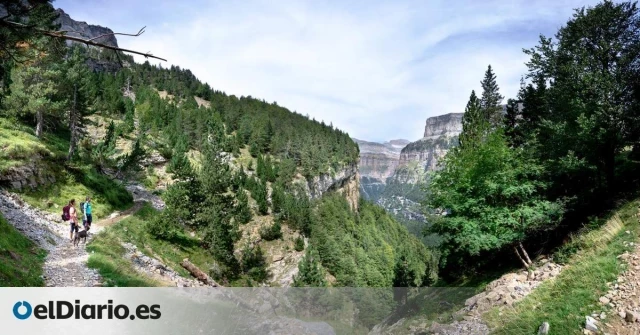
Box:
[0,5,433,289]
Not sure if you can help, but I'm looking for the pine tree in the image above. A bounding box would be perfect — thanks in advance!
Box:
[503,98,522,147]
[241,244,268,282]
[5,51,63,138]
[254,179,269,215]
[62,47,90,160]
[479,65,504,126]
[256,154,266,181]
[203,204,239,278]
[234,188,253,224]
[117,137,147,178]
[293,246,327,287]
[458,90,484,149]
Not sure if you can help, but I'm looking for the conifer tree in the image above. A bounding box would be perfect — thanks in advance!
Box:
[234,188,253,224]
[293,246,327,287]
[62,47,90,160]
[6,50,63,138]
[458,90,484,149]
[479,65,504,126]
[503,98,522,147]
[203,203,239,278]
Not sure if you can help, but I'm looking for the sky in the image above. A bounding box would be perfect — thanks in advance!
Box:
[56,0,600,142]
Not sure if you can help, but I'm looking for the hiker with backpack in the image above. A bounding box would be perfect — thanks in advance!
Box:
[80,197,92,231]
[63,199,79,242]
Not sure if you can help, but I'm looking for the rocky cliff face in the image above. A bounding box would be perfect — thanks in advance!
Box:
[0,158,56,190]
[54,9,123,72]
[354,139,409,201]
[398,113,463,172]
[297,164,360,210]
[55,9,118,47]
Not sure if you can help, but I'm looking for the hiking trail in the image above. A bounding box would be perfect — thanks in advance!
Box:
[0,184,163,287]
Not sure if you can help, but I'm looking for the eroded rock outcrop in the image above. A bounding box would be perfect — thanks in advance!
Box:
[298,164,360,210]
[0,159,56,190]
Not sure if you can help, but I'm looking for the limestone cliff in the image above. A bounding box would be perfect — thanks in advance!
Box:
[354,139,409,200]
[296,164,360,210]
[398,113,463,172]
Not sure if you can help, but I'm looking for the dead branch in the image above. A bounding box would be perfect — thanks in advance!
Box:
[42,30,166,61]
[86,26,146,42]
[2,19,166,61]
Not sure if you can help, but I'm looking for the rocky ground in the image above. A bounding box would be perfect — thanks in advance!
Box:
[0,190,102,287]
[426,261,562,335]
[121,242,205,287]
[125,183,165,210]
[599,239,640,335]
[371,259,564,335]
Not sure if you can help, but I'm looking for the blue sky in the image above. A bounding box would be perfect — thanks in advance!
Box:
[56,0,600,142]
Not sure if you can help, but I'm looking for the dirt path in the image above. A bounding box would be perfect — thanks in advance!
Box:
[95,201,144,227]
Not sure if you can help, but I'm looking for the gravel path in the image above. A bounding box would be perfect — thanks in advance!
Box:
[0,190,102,287]
[0,183,165,288]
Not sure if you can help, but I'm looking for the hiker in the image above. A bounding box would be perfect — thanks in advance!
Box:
[66,199,79,242]
[81,196,92,231]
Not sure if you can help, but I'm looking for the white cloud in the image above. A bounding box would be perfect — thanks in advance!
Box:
[56,0,600,142]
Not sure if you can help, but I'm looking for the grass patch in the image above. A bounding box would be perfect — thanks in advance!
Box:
[86,228,160,287]
[0,118,59,173]
[89,203,215,284]
[0,213,47,286]
[485,200,639,335]
[20,167,132,220]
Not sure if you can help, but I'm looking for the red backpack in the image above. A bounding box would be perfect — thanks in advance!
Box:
[62,205,70,221]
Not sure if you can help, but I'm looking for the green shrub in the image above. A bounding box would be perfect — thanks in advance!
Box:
[294,236,304,252]
[259,220,282,241]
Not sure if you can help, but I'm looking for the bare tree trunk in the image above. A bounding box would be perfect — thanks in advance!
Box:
[67,84,78,161]
[35,109,43,138]
[180,258,219,287]
[514,246,530,269]
[518,242,533,266]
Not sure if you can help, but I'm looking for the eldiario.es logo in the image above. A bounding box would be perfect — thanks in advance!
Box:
[12,300,160,320]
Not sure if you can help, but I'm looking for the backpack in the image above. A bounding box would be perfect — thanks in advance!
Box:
[62,205,70,221]
[80,202,85,214]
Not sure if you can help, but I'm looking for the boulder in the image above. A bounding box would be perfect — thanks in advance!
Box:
[538,321,550,335]
[585,316,598,332]
[625,310,639,323]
